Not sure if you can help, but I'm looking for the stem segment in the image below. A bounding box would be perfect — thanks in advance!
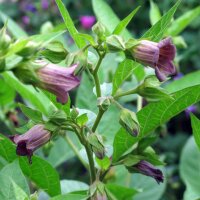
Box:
[114,87,138,98]
[92,108,105,132]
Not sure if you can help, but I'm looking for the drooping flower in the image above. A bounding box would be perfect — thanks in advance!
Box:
[10,124,51,164]
[36,62,80,104]
[132,160,164,184]
[80,15,96,29]
[131,37,176,81]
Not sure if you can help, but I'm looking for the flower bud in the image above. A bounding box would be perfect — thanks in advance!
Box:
[17,41,40,57]
[10,124,51,164]
[129,160,164,184]
[88,133,105,159]
[130,37,176,81]
[0,27,11,51]
[97,97,111,111]
[137,75,172,101]
[119,108,140,136]
[92,22,106,42]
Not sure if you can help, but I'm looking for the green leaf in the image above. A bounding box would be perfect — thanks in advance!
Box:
[76,72,97,112]
[0,134,17,163]
[77,33,96,46]
[44,91,71,116]
[113,6,140,35]
[3,72,51,116]
[180,137,200,200]
[60,180,89,194]
[149,0,161,25]
[105,184,138,200]
[190,114,200,151]
[19,156,61,197]
[167,6,200,36]
[19,104,43,123]
[0,11,27,38]
[113,128,139,162]
[55,0,86,48]
[96,156,110,170]
[165,70,200,93]
[112,59,138,95]
[137,85,200,137]
[50,193,88,200]
[0,160,30,196]
[92,0,132,40]
[130,170,166,200]
[46,137,75,168]
[77,113,88,127]
[0,77,15,106]
[142,0,181,41]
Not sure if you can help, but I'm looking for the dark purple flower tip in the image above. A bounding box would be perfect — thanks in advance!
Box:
[11,125,51,164]
[133,160,164,184]
[132,37,176,82]
[36,62,80,104]
[80,15,96,29]
[173,72,184,80]
[25,4,37,13]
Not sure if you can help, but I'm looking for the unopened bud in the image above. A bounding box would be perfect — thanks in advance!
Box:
[97,97,111,111]
[88,133,105,159]
[0,26,11,50]
[119,108,140,136]
[17,41,40,57]
[92,22,106,43]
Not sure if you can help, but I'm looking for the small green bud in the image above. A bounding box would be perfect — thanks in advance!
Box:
[97,97,111,111]
[137,75,172,101]
[119,108,140,136]
[92,22,106,42]
[17,41,40,57]
[12,61,40,85]
[66,50,87,70]
[106,35,125,52]
[0,26,11,51]
[41,41,68,64]
[40,21,54,34]
[70,107,79,121]
[88,133,105,159]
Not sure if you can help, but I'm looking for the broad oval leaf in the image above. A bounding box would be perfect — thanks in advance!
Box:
[19,156,61,197]
[180,137,200,200]
[137,85,200,136]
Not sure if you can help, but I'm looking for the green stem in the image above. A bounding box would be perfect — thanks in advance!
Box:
[137,95,143,111]
[114,87,138,99]
[85,143,96,183]
[63,135,88,170]
[92,51,105,97]
[92,108,105,132]
[93,72,101,97]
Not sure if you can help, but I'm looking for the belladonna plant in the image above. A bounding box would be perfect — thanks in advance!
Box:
[10,124,51,164]
[131,37,176,81]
